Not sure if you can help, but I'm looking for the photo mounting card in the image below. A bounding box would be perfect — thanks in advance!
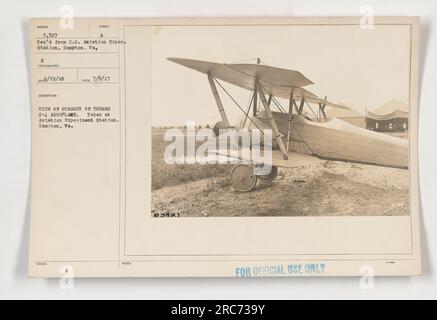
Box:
[28,17,421,277]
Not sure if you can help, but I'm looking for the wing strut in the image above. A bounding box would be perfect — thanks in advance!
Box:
[252,81,258,115]
[286,92,294,152]
[207,72,230,127]
[297,97,305,115]
[318,96,328,122]
[241,91,254,129]
[256,81,288,160]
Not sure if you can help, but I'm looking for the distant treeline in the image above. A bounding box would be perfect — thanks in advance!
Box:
[152,124,211,130]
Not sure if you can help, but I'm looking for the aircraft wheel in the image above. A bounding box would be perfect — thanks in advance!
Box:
[230,164,257,192]
[258,165,278,182]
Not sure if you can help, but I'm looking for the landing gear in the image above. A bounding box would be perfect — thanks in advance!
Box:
[230,164,257,192]
[229,164,279,191]
[257,165,278,182]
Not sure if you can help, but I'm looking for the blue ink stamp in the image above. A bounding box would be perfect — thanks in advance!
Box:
[236,263,326,277]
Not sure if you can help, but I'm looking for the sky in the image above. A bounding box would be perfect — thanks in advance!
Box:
[150,24,411,126]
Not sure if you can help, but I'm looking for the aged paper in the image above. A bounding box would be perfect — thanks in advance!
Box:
[29,17,421,277]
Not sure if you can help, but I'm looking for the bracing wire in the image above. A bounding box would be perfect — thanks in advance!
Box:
[212,76,275,146]
[242,92,254,129]
[271,95,286,113]
[304,100,319,120]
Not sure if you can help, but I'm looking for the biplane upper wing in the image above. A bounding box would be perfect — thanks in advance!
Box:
[168,57,349,110]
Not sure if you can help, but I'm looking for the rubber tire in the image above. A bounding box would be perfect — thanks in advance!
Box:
[258,165,278,182]
[230,164,257,192]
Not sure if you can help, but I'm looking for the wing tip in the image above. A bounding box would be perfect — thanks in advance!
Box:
[167,57,182,63]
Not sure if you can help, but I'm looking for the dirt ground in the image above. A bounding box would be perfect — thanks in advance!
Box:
[151,160,409,217]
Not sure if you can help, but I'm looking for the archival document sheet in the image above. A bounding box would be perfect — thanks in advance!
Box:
[28,17,421,277]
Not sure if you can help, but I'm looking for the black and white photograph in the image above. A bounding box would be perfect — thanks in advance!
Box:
[151,24,411,217]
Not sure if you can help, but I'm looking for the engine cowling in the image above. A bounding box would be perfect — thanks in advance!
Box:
[212,121,229,137]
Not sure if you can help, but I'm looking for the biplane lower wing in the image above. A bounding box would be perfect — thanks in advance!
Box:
[213,148,324,168]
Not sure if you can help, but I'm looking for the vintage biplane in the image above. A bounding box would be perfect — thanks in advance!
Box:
[168,57,409,192]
